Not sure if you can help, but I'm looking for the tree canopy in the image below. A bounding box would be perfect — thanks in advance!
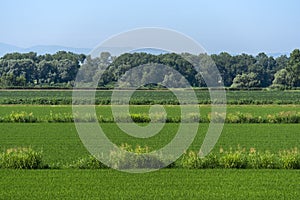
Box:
[0,49,299,89]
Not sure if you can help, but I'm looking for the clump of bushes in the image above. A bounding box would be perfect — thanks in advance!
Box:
[178,146,300,169]
[0,111,38,123]
[0,147,45,169]
[109,144,164,169]
[0,111,300,123]
[69,155,108,169]
[209,111,300,123]
[69,143,164,170]
[0,145,299,170]
[279,148,300,169]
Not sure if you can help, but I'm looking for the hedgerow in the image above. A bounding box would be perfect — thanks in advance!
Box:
[1,111,300,123]
[1,146,299,169]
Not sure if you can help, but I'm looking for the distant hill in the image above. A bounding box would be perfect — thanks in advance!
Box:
[0,42,291,58]
[130,48,169,55]
[0,43,23,56]
[0,42,91,57]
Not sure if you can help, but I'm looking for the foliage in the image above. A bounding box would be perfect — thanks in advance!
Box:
[179,146,300,169]
[0,147,44,169]
[109,144,164,169]
[0,51,85,88]
[0,170,299,200]
[0,122,300,168]
[279,148,300,169]
[231,72,261,89]
[1,49,300,89]
[1,90,300,105]
[69,155,108,169]
[0,111,38,122]
[1,110,300,123]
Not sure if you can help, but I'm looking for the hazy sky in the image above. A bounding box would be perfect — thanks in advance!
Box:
[1,0,300,54]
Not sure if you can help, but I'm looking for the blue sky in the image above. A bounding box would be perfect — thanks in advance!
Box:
[1,0,300,54]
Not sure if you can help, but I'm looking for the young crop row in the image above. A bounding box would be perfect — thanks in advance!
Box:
[1,111,300,123]
[1,145,299,170]
[1,98,300,105]
[1,90,300,105]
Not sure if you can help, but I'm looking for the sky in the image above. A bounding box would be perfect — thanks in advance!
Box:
[1,0,300,55]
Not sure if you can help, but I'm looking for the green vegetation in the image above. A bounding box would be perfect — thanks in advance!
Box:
[0,123,299,166]
[1,47,299,199]
[1,90,300,105]
[1,49,300,89]
[0,169,299,199]
[1,110,300,123]
[0,147,45,169]
[0,89,299,198]
[180,147,300,169]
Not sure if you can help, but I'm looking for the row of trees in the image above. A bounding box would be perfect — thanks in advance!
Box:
[0,51,85,87]
[0,49,299,89]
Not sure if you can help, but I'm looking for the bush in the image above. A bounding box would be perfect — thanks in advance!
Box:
[219,147,248,169]
[0,147,44,169]
[259,151,279,169]
[180,151,202,169]
[180,151,219,169]
[69,155,109,169]
[1,111,38,123]
[109,144,165,169]
[178,146,300,169]
[279,148,300,169]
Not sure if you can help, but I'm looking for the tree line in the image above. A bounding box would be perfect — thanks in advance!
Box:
[0,49,299,89]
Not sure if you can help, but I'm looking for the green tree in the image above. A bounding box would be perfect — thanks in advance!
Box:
[231,72,261,89]
[286,49,300,87]
[272,68,292,88]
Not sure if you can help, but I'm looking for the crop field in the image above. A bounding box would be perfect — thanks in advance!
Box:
[0,169,299,199]
[0,123,299,165]
[0,104,299,123]
[0,90,300,104]
[0,90,299,199]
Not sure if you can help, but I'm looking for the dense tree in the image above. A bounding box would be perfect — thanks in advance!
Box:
[286,49,300,87]
[272,69,292,88]
[0,51,85,87]
[231,72,261,89]
[0,50,299,89]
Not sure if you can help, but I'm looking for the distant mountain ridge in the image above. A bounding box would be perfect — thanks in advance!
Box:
[0,42,290,57]
[0,42,91,56]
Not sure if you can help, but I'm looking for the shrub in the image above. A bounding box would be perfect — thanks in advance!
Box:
[258,151,279,169]
[69,155,109,169]
[180,151,202,169]
[0,147,44,169]
[208,112,226,123]
[47,111,74,122]
[109,144,164,169]
[279,148,300,169]
[219,147,248,169]
[5,111,38,123]
[179,151,219,169]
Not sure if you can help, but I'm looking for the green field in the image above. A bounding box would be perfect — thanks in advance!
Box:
[1,90,300,104]
[0,169,299,200]
[0,104,299,121]
[1,91,300,199]
[0,123,299,166]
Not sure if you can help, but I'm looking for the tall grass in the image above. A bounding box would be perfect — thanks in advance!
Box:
[0,146,299,169]
[0,147,45,169]
[1,111,300,123]
[178,146,300,169]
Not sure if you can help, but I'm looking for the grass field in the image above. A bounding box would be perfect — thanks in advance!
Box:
[1,90,299,199]
[0,104,299,120]
[1,90,300,104]
[0,123,299,165]
[0,169,299,199]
